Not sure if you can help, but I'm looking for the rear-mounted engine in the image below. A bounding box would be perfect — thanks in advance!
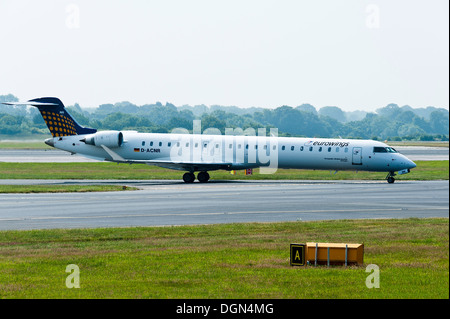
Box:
[81,131,124,148]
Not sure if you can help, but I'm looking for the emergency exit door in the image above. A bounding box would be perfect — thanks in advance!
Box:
[352,147,362,165]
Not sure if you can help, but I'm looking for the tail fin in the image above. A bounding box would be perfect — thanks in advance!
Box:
[3,97,97,137]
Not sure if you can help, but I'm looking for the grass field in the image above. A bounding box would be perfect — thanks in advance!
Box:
[0,218,448,299]
[0,185,136,193]
[388,141,449,148]
[0,160,448,181]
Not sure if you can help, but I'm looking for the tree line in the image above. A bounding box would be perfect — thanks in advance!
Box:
[0,94,448,141]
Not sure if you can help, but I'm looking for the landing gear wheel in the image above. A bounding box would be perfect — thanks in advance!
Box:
[183,172,195,183]
[197,171,210,183]
[386,171,396,184]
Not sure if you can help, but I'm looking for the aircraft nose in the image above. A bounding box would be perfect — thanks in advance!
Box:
[395,154,416,170]
[408,160,417,169]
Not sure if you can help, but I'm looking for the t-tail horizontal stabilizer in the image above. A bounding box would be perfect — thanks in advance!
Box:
[2,97,97,137]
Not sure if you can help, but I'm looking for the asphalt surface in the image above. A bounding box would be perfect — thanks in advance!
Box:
[0,180,448,230]
[0,149,98,162]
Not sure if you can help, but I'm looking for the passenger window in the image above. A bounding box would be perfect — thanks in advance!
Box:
[300,146,304,151]
[336,147,339,152]
[142,141,145,146]
[319,147,322,152]
[186,142,189,147]
[309,147,313,151]
[168,142,171,147]
[195,143,199,148]
[150,141,153,146]
[264,145,267,150]
[176,142,180,147]
[159,142,162,147]
[215,144,219,148]
[328,147,331,152]
[282,146,285,151]
[273,145,276,150]
[238,144,242,149]
[229,144,232,149]
[291,146,294,151]
[246,144,249,149]
[345,148,348,153]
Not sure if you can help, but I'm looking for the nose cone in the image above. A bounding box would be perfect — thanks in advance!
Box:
[408,159,417,169]
[395,154,417,171]
[44,138,55,147]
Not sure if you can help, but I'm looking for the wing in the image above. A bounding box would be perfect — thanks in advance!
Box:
[146,161,232,172]
[100,145,235,172]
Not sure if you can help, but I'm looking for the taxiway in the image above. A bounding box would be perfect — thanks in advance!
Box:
[0,180,448,230]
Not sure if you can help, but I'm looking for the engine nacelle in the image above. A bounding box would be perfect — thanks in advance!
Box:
[83,131,124,148]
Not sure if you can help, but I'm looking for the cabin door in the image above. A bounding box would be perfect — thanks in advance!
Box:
[352,147,362,165]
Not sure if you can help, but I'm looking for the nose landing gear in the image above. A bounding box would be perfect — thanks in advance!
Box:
[386,172,396,184]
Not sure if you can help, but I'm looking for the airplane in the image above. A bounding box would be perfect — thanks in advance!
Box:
[2,97,417,183]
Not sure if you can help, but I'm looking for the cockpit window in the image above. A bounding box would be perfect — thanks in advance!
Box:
[374,147,398,153]
[373,147,387,153]
[386,147,398,153]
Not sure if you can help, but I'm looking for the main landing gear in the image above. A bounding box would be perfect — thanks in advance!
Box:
[182,172,195,183]
[182,171,210,183]
[386,172,396,184]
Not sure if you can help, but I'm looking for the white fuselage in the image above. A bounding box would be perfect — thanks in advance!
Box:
[49,131,417,173]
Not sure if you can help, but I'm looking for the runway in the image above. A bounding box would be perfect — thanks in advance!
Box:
[0,180,448,230]
[0,149,98,162]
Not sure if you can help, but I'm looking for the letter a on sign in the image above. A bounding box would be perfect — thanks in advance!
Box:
[290,244,305,266]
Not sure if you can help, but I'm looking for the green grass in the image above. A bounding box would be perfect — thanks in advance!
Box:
[0,218,448,298]
[388,141,449,148]
[0,161,448,181]
[0,185,137,193]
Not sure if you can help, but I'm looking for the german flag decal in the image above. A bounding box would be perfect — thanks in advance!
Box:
[134,148,140,152]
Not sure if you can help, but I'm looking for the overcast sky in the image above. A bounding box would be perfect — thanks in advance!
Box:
[0,0,448,111]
